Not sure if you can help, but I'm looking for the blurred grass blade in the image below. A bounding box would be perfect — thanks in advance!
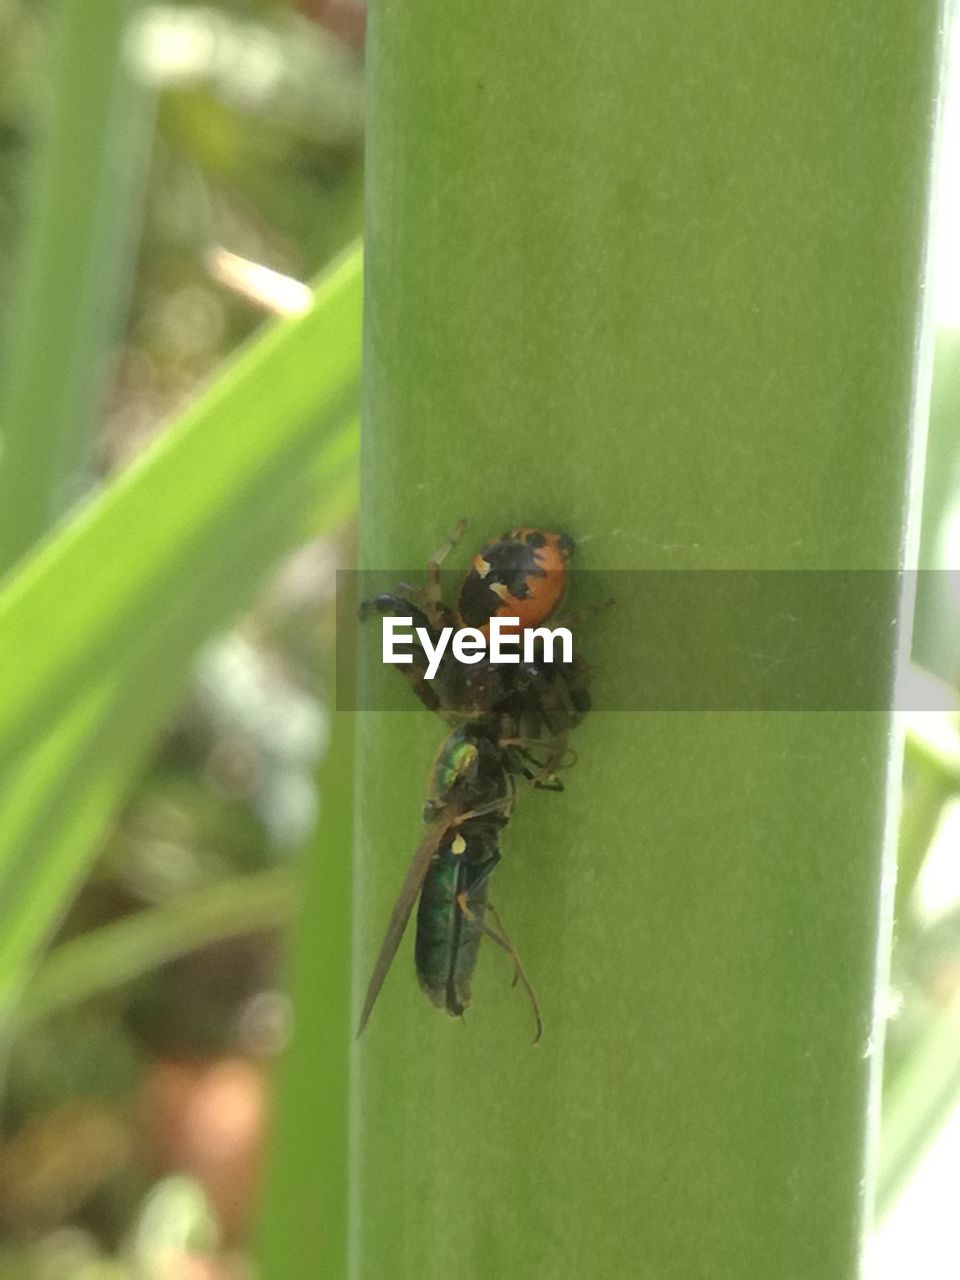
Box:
[881,722,960,1211]
[896,718,960,919]
[0,246,361,1021]
[878,983,960,1214]
[19,867,295,1030]
[0,246,361,775]
[0,443,354,1016]
[257,661,356,1279]
[0,0,153,571]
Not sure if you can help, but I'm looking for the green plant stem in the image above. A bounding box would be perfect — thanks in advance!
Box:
[352,5,946,1277]
[18,868,295,1030]
[0,0,153,572]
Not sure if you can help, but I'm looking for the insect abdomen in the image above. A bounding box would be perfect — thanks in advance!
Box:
[415,841,490,1017]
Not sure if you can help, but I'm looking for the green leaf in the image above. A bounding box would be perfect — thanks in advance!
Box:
[19,866,295,1031]
[0,0,154,570]
[0,246,361,1021]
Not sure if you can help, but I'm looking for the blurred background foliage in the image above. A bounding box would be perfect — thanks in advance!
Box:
[0,1,959,1277]
[0,2,361,1276]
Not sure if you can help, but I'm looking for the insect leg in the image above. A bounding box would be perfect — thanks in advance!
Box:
[357,595,450,713]
[498,737,578,790]
[456,893,543,1044]
[449,794,516,829]
[424,518,467,617]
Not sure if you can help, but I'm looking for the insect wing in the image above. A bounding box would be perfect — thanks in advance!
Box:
[356,804,459,1036]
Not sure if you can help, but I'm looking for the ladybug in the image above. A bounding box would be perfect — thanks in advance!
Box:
[359,522,589,738]
[457,528,575,634]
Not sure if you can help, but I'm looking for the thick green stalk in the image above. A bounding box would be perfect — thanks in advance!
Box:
[354,5,944,1278]
[0,0,152,571]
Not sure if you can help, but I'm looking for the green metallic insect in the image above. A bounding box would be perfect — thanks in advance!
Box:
[357,723,544,1042]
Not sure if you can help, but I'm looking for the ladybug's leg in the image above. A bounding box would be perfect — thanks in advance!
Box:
[422,518,467,624]
[359,514,467,631]
[456,892,543,1044]
[358,593,432,628]
[361,585,455,634]
[367,535,463,629]
[428,518,467,576]
[357,595,446,713]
